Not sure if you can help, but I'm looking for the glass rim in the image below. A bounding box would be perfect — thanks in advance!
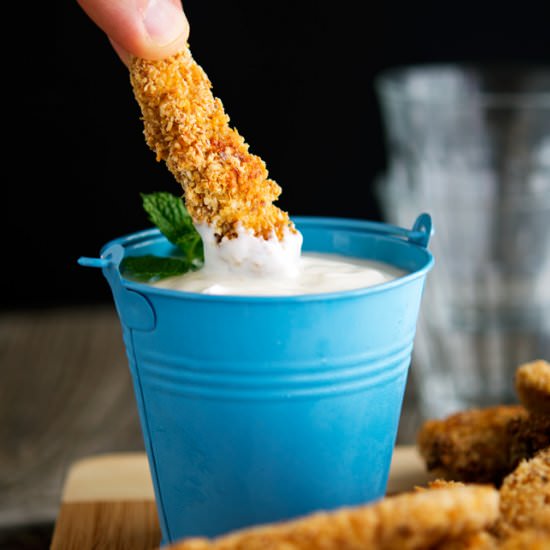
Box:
[375,63,550,108]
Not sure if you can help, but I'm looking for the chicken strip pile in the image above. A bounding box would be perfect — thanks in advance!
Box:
[130,48,295,242]
[515,359,550,417]
[416,360,550,548]
[166,485,499,550]
[417,397,550,486]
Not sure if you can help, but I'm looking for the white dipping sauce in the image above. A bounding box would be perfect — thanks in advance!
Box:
[153,252,405,296]
[195,222,303,278]
[151,223,405,296]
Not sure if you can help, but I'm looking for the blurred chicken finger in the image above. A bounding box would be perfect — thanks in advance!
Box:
[417,405,527,485]
[496,447,550,537]
[498,529,550,550]
[167,485,499,550]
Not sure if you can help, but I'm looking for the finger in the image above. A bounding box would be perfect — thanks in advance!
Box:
[109,37,132,66]
[77,0,189,61]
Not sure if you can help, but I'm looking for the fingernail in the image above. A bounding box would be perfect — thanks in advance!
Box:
[142,0,187,46]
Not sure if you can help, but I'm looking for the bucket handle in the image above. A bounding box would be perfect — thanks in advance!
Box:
[408,213,433,248]
[78,245,156,331]
[352,213,432,248]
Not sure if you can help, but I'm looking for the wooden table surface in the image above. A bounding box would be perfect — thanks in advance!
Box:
[50,447,432,550]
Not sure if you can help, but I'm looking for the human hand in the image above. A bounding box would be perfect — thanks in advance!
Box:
[77,0,189,65]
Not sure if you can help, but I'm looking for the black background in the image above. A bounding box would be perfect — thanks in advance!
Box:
[5,0,549,309]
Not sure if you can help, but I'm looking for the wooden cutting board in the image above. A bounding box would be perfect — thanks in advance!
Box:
[50,446,432,550]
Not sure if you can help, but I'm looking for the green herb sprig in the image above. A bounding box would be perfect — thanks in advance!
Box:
[120,192,204,282]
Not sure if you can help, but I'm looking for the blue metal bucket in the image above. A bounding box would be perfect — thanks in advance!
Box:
[80,214,433,544]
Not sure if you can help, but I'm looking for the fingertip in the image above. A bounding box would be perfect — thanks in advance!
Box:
[114,31,189,63]
[140,0,189,57]
[146,35,190,60]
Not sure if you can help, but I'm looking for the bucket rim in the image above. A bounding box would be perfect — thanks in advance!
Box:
[99,216,434,303]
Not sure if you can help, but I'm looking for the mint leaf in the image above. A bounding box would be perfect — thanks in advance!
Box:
[123,192,205,282]
[120,255,190,282]
[140,192,204,264]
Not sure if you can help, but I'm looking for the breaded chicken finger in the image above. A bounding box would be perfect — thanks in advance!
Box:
[130,48,295,242]
[515,360,550,417]
[166,485,499,550]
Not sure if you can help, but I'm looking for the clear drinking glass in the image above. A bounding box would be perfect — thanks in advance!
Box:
[375,64,550,420]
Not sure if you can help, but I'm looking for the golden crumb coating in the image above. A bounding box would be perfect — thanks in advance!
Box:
[515,360,550,417]
[130,48,294,241]
[437,531,497,550]
[427,479,467,490]
[165,485,499,550]
[417,405,528,486]
[413,479,466,494]
[496,447,550,537]
[498,529,550,550]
